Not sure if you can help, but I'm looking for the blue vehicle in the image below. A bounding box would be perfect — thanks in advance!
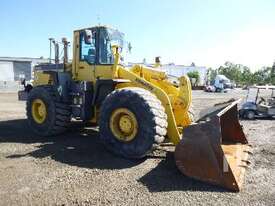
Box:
[239,86,275,120]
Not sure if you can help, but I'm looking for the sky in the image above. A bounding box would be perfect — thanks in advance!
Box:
[0,0,275,70]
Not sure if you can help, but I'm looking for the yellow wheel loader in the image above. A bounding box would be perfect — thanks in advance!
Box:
[18,26,251,191]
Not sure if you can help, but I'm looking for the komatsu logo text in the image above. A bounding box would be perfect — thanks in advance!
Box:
[135,78,154,91]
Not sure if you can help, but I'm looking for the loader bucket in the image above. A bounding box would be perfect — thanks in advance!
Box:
[175,99,251,191]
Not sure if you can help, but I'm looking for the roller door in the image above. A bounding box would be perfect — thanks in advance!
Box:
[13,61,32,81]
[0,61,14,81]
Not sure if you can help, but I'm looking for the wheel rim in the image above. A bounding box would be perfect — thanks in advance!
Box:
[110,108,138,142]
[247,111,254,119]
[32,99,47,124]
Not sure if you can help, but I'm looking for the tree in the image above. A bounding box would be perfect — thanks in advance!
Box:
[251,67,272,85]
[217,62,243,85]
[187,71,200,86]
[206,61,274,86]
[207,67,217,82]
[240,66,253,85]
[271,62,275,85]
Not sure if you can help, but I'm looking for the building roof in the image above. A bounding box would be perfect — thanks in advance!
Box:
[0,57,48,62]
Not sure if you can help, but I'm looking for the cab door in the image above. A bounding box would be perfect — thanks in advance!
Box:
[73,30,96,82]
[94,28,114,79]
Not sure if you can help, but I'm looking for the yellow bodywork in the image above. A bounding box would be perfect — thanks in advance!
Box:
[33,72,52,86]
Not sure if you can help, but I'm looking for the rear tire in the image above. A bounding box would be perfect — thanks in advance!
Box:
[239,109,245,119]
[26,85,71,136]
[99,87,167,159]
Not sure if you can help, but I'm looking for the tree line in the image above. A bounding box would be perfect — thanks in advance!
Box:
[207,61,275,86]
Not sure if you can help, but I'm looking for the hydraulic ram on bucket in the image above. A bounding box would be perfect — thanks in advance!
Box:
[175,99,251,191]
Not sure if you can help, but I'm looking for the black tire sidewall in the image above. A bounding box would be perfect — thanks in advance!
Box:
[100,90,158,158]
[27,87,56,136]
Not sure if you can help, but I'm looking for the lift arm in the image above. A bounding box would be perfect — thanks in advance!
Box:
[117,66,182,144]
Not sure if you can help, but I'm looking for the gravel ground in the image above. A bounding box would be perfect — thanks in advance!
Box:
[0,90,274,206]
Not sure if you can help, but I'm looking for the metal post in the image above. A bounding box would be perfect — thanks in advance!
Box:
[62,37,69,64]
[49,38,54,64]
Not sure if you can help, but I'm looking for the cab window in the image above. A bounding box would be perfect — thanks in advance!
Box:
[99,30,114,64]
[80,31,96,64]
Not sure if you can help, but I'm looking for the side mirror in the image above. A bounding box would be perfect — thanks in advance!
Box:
[19,74,26,86]
[84,30,93,45]
[20,78,26,86]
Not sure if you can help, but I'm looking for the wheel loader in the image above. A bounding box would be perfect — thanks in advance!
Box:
[18,25,251,191]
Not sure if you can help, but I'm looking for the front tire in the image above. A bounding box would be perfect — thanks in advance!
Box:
[245,110,255,120]
[99,87,167,159]
[26,85,71,136]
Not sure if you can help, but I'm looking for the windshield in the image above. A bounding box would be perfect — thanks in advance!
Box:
[99,28,126,64]
[107,28,125,49]
[247,88,258,102]
[247,88,274,103]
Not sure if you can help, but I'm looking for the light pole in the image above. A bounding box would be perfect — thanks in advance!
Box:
[49,38,54,63]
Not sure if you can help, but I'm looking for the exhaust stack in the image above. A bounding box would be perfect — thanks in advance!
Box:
[62,37,69,64]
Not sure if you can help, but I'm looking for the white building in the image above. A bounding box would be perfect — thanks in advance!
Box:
[160,64,208,86]
[127,62,208,86]
[0,57,48,81]
[0,57,48,91]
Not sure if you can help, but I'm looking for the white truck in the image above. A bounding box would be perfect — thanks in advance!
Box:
[205,75,233,92]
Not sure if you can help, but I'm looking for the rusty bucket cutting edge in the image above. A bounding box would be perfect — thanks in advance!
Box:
[175,99,251,192]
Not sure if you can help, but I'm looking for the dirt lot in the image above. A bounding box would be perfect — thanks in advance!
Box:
[0,90,274,206]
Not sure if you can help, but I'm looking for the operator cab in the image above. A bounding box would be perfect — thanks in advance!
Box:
[78,26,125,65]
